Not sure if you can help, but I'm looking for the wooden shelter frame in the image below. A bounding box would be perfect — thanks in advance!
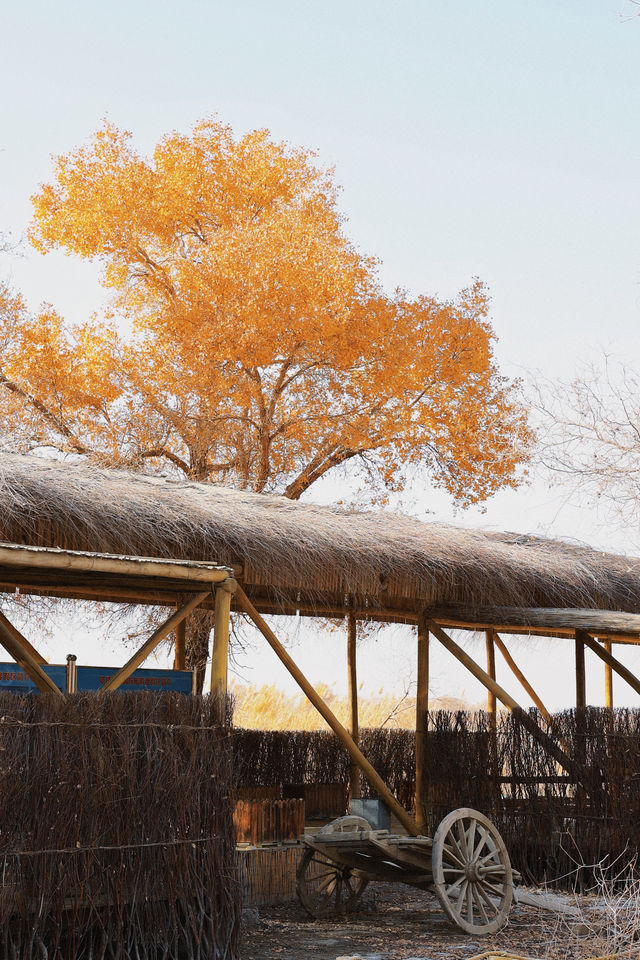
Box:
[2,542,640,838]
[0,543,235,698]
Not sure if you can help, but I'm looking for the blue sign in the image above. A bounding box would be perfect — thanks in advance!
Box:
[0,663,66,694]
[0,663,193,694]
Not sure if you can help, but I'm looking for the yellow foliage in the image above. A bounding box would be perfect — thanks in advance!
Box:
[0,118,531,505]
[229,679,470,731]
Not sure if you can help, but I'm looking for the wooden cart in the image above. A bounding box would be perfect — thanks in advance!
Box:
[296,807,513,935]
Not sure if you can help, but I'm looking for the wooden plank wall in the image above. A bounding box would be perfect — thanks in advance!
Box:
[282,782,347,819]
[234,799,305,845]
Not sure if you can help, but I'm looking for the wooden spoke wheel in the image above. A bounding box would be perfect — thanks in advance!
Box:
[296,816,370,918]
[432,807,513,935]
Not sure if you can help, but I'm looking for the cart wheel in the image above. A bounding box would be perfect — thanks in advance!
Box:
[432,807,512,935]
[297,817,370,917]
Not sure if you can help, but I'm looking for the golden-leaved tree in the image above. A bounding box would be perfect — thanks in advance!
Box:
[0,119,531,680]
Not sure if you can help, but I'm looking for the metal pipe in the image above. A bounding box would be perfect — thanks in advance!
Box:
[66,654,78,694]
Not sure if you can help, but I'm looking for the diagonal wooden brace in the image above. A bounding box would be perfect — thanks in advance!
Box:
[427,620,591,792]
[101,591,210,692]
[491,630,553,722]
[580,632,640,698]
[235,585,419,836]
[0,610,47,664]
[0,617,63,698]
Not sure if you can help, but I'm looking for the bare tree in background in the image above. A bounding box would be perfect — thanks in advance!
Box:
[535,357,640,525]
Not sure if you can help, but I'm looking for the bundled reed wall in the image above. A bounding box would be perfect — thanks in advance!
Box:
[421,707,640,890]
[233,711,640,890]
[0,693,240,960]
[232,727,415,811]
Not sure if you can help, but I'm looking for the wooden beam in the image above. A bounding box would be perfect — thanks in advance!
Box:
[426,620,590,789]
[234,585,419,836]
[429,604,640,638]
[432,616,640,644]
[491,631,553,723]
[254,596,640,645]
[0,581,206,608]
[415,614,429,830]
[101,592,210,692]
[347,612,361,800]
[575,630,587,709]
[0,609,47,664]
[485,629,497,721]
[173,615,186,671]
[210,581,234,699]
[231,597,640,641]
[0,543,236,583]
[604,639,613,709]
[235,596,553,631]
[0,617,64,698]
[580,631,640,699]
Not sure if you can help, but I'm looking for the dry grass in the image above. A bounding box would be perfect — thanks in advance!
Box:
[537,857,640,960]
[0,453,639,620]
[229,679,470,730]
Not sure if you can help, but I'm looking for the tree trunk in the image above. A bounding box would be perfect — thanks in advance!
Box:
[185,608,215,693]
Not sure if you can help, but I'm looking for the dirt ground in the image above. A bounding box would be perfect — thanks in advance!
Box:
[240,884,596,960]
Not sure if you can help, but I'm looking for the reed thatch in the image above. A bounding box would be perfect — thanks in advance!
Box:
[0,453,639,619]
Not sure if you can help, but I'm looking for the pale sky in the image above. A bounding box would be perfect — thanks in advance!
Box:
[1,1,640,711]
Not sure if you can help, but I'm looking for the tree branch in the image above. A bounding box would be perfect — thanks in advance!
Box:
[0,373,88,455]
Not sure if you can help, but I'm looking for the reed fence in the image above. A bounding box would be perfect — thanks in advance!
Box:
[232,709,640,889]
[422,708,640,889]
[0,692,240,960]
[232,727,416,810]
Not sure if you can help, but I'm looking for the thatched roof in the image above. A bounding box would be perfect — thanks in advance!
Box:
[0,453,639,621]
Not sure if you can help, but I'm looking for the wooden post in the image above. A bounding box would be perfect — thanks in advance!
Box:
[234,585,419,836]
[0,618,64,698]
[484,628,499,806]
[485,629,497,723]
[575,630,586,709]
[415,614,429,830]
[102,592,209,692]
[427,619,590,789]
[210,580,234,699]
[604,639,613,709]
[347,612,361,800]
[173,616,186,670]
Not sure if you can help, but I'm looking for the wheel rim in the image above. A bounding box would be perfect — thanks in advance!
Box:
[432,807,512,935]
[317,815,371,835]
[296,847,368,917]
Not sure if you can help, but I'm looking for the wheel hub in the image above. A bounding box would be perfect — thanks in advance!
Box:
[464,860,482,882]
